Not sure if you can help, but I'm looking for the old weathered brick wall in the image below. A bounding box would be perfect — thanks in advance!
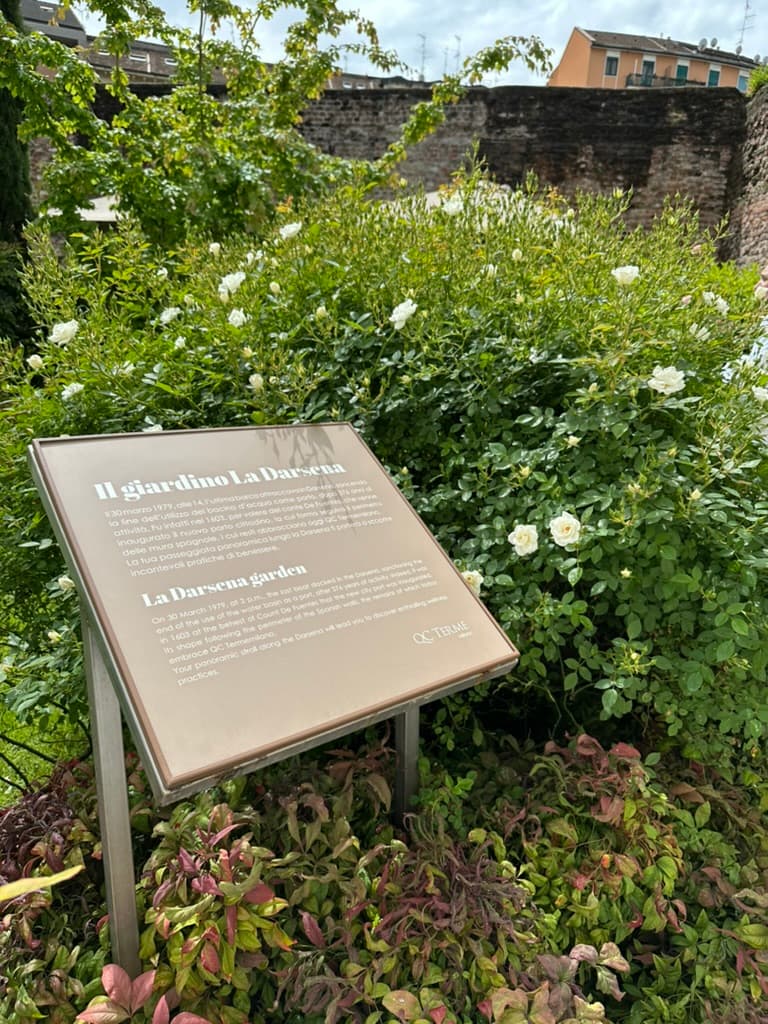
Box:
[478,88,745,238]
[299,86,746,243]
[298,86,488,185]
[730,87,768,267]
[63,82,768,266]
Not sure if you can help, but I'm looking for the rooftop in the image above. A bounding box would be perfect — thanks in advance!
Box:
[578,28,759,69]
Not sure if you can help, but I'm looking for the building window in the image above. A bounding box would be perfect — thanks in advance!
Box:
[676,63,688,83]
[641,59,655,85]
[707,66,721,87]
[604,54,618,76]
[164,57,177,66]
[738,73,749,92]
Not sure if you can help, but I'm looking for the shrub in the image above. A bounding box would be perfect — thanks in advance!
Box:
[748,65,768,96]
[0,242,33,347]
[0,0,548,242]
[4,733,768,1022]
[1,177,767,766]
[0,761,109,1024]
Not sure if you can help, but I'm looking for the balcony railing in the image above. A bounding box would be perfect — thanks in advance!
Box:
[625,72,706,88]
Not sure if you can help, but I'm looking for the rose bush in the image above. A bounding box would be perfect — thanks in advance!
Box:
[1,174,767,775]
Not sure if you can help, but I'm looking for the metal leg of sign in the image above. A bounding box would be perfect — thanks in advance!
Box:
[393,705,420,825]
[82,616,141,978]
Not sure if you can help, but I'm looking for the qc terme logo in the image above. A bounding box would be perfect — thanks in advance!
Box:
[412,621,471,645]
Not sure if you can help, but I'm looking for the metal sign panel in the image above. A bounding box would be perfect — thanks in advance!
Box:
[29,424,518,801]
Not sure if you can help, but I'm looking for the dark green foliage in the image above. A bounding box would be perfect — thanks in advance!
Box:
[0,242,33,345]
[0,0,31,244]
[2,185,767,766]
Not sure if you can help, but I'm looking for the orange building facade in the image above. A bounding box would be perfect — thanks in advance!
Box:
[549,28,758,92]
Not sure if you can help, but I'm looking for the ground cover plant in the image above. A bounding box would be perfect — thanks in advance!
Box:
[2,167,768,1021]
[3,733,768,1024]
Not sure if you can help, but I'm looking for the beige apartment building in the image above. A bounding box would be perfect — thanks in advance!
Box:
[549,28,759,91]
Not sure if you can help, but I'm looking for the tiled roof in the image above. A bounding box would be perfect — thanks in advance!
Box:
[579,28,758,69]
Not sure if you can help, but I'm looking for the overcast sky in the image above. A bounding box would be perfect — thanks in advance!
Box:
[76,0,767,85]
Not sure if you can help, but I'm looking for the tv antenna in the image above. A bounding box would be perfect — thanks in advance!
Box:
[417,33,427,81]
[739,0,755,50]
[454,34,461,74]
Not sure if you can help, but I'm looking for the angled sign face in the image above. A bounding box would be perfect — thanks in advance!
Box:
[29,424,518,802]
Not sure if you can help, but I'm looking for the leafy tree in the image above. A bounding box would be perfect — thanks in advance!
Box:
[0,0,549,243]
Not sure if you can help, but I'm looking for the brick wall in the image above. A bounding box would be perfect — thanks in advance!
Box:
[299,86,746,247]
[69,82,768,265]
[730,87,768,267]
[298,86,488,184]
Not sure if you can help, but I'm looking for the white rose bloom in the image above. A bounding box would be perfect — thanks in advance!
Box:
[58,575,76,591]
[174,336,186,349]
[279,221,302,240]
[156,267,169,280]
[315,304,328,319]
[566,435,581,447]
[689,322,711,342]
[27,354,44,370]
[49,319,79,345]
[218,271,246,301]
[753,386,768,402]
[508,524,539,557]
[47,630,62,643]
[248,372,264,392]
[208,242,221,256]
[228,308,248,327]
[441,194,463,216]
[549,512,582,548]
[647,365,685,396]
[61,382,84,400]
[611,265,639,286]
[269,281,281,296]
[159,306,181,325]
[461,569,483,598]
[389,298,418,330]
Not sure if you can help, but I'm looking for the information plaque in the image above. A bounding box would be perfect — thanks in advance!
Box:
[29,424,519,802]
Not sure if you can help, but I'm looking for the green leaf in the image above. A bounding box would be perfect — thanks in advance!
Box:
[626,614,642,640]
[733,923,768,949]
[715,639,735,661]
[694,802,711,827]
[382,990,421,1021]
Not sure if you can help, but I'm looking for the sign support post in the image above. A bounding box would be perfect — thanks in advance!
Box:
[82,614,141,977]
[393,705,420,824]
